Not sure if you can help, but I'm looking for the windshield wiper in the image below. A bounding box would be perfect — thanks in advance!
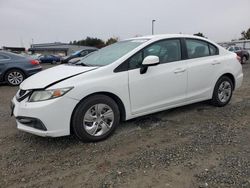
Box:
[80,63,88,66]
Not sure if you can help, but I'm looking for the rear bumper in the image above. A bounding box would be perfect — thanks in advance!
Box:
[25,66,42,77]
[235,73,243,89]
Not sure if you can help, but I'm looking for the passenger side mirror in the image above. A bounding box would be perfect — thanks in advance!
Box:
[140,55,159,74]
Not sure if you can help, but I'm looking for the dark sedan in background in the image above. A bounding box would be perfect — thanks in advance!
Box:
[39,55,61,64]
[227,46,249,64]
[0,51,42,86]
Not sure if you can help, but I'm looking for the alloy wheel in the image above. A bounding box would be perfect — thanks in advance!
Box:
[83,104,114,136]
[218,81,232,103]
[7,71,24,85]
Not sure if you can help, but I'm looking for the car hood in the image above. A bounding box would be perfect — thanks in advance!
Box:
[20,65,97,90]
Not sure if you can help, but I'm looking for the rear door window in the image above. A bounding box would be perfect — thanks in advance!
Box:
[186,39,210,58]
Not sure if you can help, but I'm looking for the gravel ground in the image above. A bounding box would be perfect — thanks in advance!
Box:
[0,62,250,188]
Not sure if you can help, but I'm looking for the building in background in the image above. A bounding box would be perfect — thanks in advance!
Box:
[2,46,26,53]
[28,42,97,56]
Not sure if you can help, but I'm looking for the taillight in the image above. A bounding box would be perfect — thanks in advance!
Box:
[30,60,40,65]
[236,55,241,63]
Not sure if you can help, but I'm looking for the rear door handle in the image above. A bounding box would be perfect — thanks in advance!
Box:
[174,68,186,74]
[211,60,221,65]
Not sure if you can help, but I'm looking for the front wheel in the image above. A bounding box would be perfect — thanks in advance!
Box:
[71,95,120,142]
[211,76,233,107]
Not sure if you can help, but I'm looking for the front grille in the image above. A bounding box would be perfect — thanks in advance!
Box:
[19,89,26,97]
[16,89,32,102]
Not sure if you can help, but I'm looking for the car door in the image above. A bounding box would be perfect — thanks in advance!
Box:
[0,54,9,79]
[48,55,54,62]
[184,39,221,101]
[128,39,188,114]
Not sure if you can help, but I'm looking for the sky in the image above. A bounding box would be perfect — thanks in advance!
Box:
[0,0,249,48]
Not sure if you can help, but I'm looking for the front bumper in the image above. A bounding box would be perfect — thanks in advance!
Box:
[12,95,79,137]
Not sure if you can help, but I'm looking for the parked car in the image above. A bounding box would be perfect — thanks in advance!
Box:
[29,54,42,61]
[0,51,42,86]
[12,34,243,142]
[22,53,41,63]
[227,46,249,63]
[68,57,83,64]
[68,54,95,64]
[61,48,97,63]
[39,55,61,64]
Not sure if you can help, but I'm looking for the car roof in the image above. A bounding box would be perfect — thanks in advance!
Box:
[0,51,27,59]
[126,34,211,42]
[125,34,220,48]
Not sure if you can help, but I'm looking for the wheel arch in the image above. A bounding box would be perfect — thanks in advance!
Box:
[220,73,235,90]
[70,91,127,134]
[3,67,27,82]
[4,67,27,79]
[243,54,249,59]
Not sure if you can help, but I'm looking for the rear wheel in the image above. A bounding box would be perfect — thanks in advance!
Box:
[211,76,233,107]
[242,56,247,64]
[5,69,25,86]
[72,95,120,142]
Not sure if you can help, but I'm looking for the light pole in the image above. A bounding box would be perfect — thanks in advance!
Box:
[152,20,156,35]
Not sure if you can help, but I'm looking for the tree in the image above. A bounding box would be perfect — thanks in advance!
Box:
[240,28,250,40]
[85,37,105,48]
[70,37,121,48]
[193,32,206,38]
[105,37,118,46]
[70,37,105,48]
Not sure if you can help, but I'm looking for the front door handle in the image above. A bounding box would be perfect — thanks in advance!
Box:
[174,68,186,74]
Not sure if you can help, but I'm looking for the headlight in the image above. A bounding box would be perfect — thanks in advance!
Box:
[29,87,73,102]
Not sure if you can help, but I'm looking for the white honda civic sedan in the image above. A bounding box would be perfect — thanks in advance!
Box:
[11,34,243,142]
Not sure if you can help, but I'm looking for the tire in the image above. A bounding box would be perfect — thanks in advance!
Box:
[71,94,120,142]
[5,69,25,86]
[241,56,247,64]
[211,76,233,107]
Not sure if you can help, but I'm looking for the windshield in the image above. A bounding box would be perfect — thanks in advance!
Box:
[76,39,148,66]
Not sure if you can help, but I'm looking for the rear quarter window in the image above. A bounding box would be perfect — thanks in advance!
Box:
[186,39,210,58]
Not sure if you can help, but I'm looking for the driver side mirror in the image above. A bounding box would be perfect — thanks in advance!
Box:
[140,55,159,74]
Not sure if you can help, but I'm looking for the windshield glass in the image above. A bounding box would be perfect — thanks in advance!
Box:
[76,39,148,66]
